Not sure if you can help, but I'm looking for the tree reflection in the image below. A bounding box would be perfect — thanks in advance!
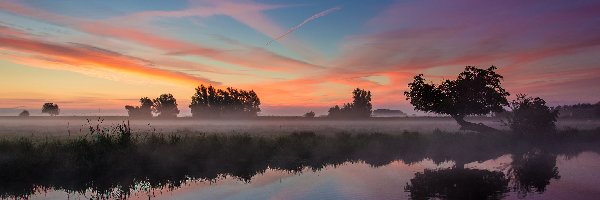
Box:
[509,150,560,196]
[405,168,509,200]
[404,149,562,200]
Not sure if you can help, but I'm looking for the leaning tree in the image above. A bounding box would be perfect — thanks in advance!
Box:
[404,66,510,132]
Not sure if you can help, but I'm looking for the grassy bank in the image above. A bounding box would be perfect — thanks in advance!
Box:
[0,122,599,199]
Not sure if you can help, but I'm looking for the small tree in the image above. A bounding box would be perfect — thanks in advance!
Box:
[125,97,153,118]
[352,88,373,118]
[42,103,60,116]
[153,94,179,118]
[19,110,30,117]
[328,88,372,118]
[404,66,510,132]
[506,94,558,134]
[304,111,316,118]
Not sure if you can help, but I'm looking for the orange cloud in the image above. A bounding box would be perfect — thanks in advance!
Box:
[0,35,214,86]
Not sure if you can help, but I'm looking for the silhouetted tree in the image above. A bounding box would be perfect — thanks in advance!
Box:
[328,105,342,118]
[125,97,153,118]
[303,111,315,118]
[190,84,261,118]
[153,94,179,118]
[18,110,29,117]
[405,168,509,200]
[328,88,372,118]
[405,66,509,132]
[41,103,60,116]
[506,94,558,134]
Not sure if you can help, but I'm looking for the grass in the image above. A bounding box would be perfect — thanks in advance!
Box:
[0,121,599,199]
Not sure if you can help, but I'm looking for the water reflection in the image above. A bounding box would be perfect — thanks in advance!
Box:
[405,168,509,200]
[0,131,599,199]
[509,150,560,196]
[404,150,563,200]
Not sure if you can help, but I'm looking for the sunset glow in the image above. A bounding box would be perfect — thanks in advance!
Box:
[1,0,599,116]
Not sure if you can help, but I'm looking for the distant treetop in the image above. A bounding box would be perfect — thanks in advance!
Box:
[41,103,60,116]
[125,97,153,118]
[19,110,30,117]
[328,88,372,118]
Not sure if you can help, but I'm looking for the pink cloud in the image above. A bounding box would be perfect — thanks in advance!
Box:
[0,34,215,86]
[0,1,322,73]
[324,0,600,105]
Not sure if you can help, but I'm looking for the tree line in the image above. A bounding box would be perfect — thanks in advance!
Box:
[556,102,600,118]
[125,85,261,119]
[26,65,589,134]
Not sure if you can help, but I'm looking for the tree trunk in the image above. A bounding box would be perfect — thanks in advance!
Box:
[451,115,497,133]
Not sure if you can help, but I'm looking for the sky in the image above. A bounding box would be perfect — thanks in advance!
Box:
[0,0,599,116]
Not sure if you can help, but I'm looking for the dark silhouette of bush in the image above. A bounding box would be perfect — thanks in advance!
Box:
[328,88,372,118]
[507,94,558,134]
[153,94,179,118]
[405,66,509,132]
[124,97,153,118]
[41,103,60,116]
[303,111,316,118]
[189,84,261,118]
[18,110,29,117]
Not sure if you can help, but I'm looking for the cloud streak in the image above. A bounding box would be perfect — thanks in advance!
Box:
[0,33,217,86]
[267,6,341,46]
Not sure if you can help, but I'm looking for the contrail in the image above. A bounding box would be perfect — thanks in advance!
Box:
[267,6,341,46]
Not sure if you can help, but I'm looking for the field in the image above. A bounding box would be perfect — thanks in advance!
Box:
[1,116,599,137]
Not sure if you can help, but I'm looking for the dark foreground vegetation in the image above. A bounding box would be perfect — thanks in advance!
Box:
[0,122,599,199]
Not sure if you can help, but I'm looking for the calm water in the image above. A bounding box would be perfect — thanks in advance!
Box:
[27,152,600,200]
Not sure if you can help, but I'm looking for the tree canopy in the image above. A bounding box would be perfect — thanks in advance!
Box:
[328,88,372,118]
[125,97,153,118]
[189,85,261,118]
[405,66,510,132]
[507,94,559,134]
[153,94,179,118]
[41,103,60,116]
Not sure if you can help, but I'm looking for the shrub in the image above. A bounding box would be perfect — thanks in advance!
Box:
[303,111,315,118]
[18,110,29,117]
[507,94,558,134]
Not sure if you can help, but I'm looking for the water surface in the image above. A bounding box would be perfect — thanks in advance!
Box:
[26,152,600,200]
